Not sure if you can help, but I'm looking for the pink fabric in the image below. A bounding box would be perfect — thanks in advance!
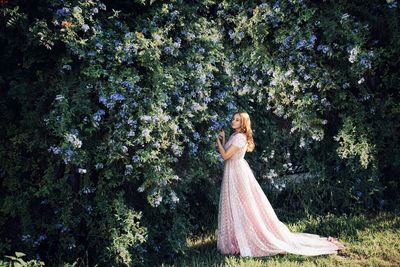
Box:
[217,133,344,257]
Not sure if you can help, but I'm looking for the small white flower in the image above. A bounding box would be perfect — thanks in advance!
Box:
[349,47,359,63]
[55,94,65,101]
[172,175,181,180]
[269,149,275,159]
[170,191,179,203]
[127,129,135,137]
[299,137,306,148]
[191,102,203,111]
[65,133,82,148]
[78,168,87,174]
[137,186,145,192]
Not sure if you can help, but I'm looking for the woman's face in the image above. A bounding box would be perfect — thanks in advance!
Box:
[231,114,241,130]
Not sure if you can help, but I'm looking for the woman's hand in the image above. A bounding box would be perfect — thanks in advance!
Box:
[218,128,225,141]
[216,134,221,146]
[216,128,225,147]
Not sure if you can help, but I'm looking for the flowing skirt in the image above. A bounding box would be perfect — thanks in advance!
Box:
[217,158,344,257]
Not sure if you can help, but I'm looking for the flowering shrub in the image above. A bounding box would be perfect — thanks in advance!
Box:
[0,0,399,265]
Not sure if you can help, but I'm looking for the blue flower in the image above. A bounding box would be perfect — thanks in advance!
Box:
[99,3,106,10]
[62,64,72,71]
[132,155,140,163]
[388,0,397,8]
[63,148,74,164]
[283,36,291,48]
[153,195,163,207]
[81,24,90,32]
[99,95,108,105]
[56,7,70,17]
[124,32,133,39]
[196,63,203,71]
[189,142,198,155]
[21,234,31,242]
[296,39,306,49]
[115,21,123,28]
[193,132,200,140]
[317,44,330,54]
[87,51,96,57]
[164,46,173,54]
[359,56,371,69]
[93,109,105,124]
[95,163,104,169]
[113,39,122,47]
[308,34,317,46]
[95,43,103,50]
[226,102,236,110]
[173,41,181,49]
[83,186,96,194]
[124,164,133,176]
[141,115,152,122]
[48,146,61,155]
[110,92,125,101]
[37,234,47,242]
[171,144,183,156]
[127,119,137,126]
[273,1,280,11]
[120,80,132,88]
[142,128,151,139]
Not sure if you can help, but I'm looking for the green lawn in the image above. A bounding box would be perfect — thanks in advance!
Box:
[162,212,400,267]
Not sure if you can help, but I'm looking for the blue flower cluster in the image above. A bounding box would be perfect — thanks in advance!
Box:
[48,145,61,155]
[56,7,70,17]
[295,34,316,50]
[92,109,106,127]
[121,80,141,94]
[62,64,72,71]
[110,92,125,101]
[63,148,74,164]
[82,185,96,194]
[228,30,245,44]
[33,234,47,247]
[124,164,133,176]
[99,92,126,110]
[317,44,330,55]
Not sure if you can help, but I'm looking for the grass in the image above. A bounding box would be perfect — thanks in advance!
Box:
[161,212,400,267]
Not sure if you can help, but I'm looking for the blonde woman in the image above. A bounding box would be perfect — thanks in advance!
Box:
[215,111,344,257]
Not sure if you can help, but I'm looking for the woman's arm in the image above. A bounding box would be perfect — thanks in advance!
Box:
[216,137,240,160]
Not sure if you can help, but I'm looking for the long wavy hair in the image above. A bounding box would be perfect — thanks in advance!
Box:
[234,111,255,152]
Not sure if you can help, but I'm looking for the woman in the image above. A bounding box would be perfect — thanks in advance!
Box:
[215,111,344,257]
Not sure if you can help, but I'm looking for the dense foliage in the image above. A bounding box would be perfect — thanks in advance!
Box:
[1,0,399,265]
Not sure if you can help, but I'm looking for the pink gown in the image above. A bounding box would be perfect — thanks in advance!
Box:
[217,133,344,257]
